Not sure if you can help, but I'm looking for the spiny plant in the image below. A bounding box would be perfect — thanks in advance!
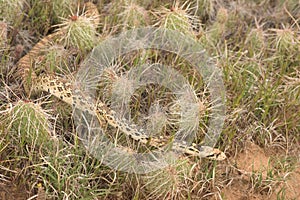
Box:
[0,101,120,199]
[144,102,168,136]
[118,0,149,29]
[244,26,266,57]
[5,100,55,153]
[271,27,299,56]
[203,7,247,49]
[55,4,99,53]
[0,101,54,187]
[40,44,72,74]
[100,0,149,34]
[35,146,112,199]
[153,1,199,38]
[141,157,192,199]
[191,0,217,22]
[50,0,79,24]
[26,0,77,35]
[168,90,208,143]
[1,0,300,199]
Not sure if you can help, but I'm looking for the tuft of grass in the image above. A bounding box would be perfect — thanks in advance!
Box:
[0,0,25,26]
[0,0,300,199]
[0,21,8,48]
[0,101,121,199]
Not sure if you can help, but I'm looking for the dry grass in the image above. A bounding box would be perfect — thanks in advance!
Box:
[0,0,299,199]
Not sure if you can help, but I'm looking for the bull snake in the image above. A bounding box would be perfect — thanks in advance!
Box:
[16,3,226,161]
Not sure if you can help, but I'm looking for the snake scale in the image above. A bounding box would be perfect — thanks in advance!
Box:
[17,2,226,161]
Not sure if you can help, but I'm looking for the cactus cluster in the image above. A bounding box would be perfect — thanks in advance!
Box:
[0,0,299,199]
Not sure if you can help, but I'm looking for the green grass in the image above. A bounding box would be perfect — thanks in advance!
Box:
[0,0,299,199]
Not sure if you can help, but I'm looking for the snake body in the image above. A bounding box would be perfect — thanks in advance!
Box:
[17,3,226,161]
[33,74,226,160]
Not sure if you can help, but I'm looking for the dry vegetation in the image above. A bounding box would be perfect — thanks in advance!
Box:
[0,0,299,199]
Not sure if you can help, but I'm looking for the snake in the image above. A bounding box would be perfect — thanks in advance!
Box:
[16,2,226,161]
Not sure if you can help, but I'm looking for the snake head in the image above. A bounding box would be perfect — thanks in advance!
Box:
[205,148,227,161]
[191,144,227,161]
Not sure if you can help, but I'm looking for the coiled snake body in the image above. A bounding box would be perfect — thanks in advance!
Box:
[17,3,226,161]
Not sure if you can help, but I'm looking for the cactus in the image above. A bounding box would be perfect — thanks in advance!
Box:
[8,100,55,152]
[245,28,266,57]
[56,10,98,53]
[119,1,149,29]
[142,158,191,199]
[154,2,198,38]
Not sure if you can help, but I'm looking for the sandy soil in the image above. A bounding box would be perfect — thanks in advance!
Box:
[221,142,300,200]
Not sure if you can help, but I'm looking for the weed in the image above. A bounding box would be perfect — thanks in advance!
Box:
[0,0,299,199]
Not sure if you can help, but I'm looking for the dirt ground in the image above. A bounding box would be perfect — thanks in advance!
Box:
[222,142,300,200]
[0,183,28,200]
